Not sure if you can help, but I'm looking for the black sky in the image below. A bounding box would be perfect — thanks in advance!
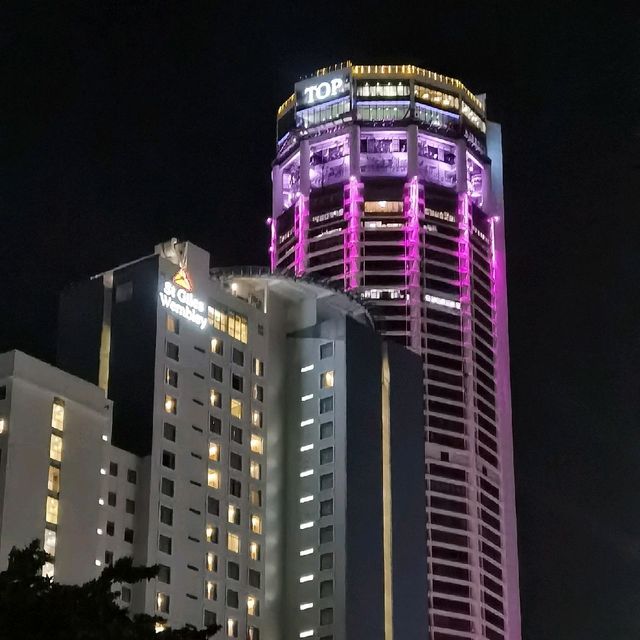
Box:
[3,2,640,637]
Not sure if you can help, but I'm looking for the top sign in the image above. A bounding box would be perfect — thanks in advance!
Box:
[159,269,207,330]
[296,68,351,109]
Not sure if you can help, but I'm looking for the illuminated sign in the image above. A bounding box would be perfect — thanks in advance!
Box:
[296,69,351,108]
[159,269,207,330]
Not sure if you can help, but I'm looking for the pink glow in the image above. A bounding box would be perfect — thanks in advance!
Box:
[404,176,423,349]
[269,217,277,271]
[458,192,472,308]
[294,195,308,277]
[344,176,363,290]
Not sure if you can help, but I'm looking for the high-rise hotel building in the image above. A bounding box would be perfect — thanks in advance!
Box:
[271,62,521,640]
[25,238,427,640]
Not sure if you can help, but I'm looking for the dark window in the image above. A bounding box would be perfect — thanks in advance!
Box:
[320,499,333,516]
[230,452,243,471]
[109,462,118,477]
[104,550,113,566]
[162,450,176,469]
[209,416,222,435]
[0,386,6,400]
[320,342,334,359]
[232,348,244,366]
[207,497,219,516]
[320,580,333,598]
[319,526,333,544]
[115,281,133,303]
[320,608,334,625]
[160,506,173,526]
[320,447,334,465]
[166,342,179,361]
[319,396,334,414]
[158,564,171,583]
[159,534,172,554]
[121,586,131,603]
[320,473,333,491]
[106,521,115,536]
[232,374,244,393]
[124,528,134,544]
[226,589,239,608]
[229,478,242,498]
[320,421,333,439]
[127,469,137,484]
[163,423,176,441]
[126,499,135,514]
[320,553,333,570]
[211,364,223,382]
[248,569,261,588]
[108,491,117,507]
[204,611,217,627]
[254,385,264,402]
[166,368,178,387]
[231,426,243,444]
[227,561,240,580]
[161,477,174,497]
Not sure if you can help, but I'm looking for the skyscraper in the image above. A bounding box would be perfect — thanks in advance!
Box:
[271,62,521,640]
[52,238,428,639]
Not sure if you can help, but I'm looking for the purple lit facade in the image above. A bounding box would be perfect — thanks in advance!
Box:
[272,63,521,640]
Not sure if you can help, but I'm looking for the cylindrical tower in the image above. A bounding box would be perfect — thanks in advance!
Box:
[271,62,521,640]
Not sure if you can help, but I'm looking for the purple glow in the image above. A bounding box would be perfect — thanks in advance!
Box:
[404,176,423,348]
[344,176,363,290]
[458,192,472,309]
[294,195,308,277]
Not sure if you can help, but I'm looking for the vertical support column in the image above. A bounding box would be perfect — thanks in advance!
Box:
[343,177,363,291]
[349,124,361,178]
[456,139,467,195]
[406,124,418,177]
[270,165,283,273]
[403,176,423,353]
[294,195,309,277]
[458,191,484,638]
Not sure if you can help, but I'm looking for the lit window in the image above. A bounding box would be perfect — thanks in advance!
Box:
[320,371,334,389]
[249,541,260,561]
[165,368,178,387]
[43,528,56,556]
[42,562,55,578]
[206,552,217,572]
[230,399,243,420]
[300,418,314,427]
[301,394,314,402]
[209,306,227,332]
[300,469,314,478]
[166,314,179,334]
[251,410,263,429]
[156,592,169,613]
[210,390,222,408]
[250,461,261,480]
[300,364,314,373]
[299,630,314,638]
[227,311,248,344]
[227,532,240,553]
[0,418,5,434]
[155,622,166,634]
[49,434,62,462]
[211,337,223,355]
[205,580,217,600]
[250,434,263,455]
[209,442,220,461]
[299,495,313,504]
[228,504,240,525]
[46,497,59,525]
[247,626,259,640]
[300,444,314,452]
[250,488,262,507]
[252,385,264,402]
[164,395,177,415]
[299,574,314,583]
[299,548,314,557]
[206,525,218,543]
[299,521,314,530]
[208,469,220,489]
[300,602,314,611]
[51,401,65,431]
[47,466,60,493]
[247,595,259,616]
[251,514,262,535]
[227,618,238,638]
[253,358,264,376]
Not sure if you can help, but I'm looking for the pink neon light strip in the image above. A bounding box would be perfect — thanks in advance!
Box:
[345,176,361,290]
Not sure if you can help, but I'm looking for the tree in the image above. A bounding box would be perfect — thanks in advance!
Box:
[0,539,221,639]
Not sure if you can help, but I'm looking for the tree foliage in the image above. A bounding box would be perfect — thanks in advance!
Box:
[0,539,221,639]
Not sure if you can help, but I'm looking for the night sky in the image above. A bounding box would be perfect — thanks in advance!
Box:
[3,2,640,637]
